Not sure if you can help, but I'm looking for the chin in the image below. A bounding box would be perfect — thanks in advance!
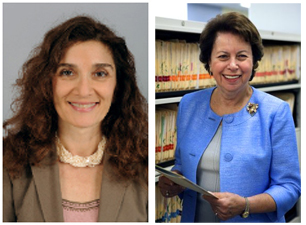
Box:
[58,114,104,129]
[66,119,101,129]
[76,121,101,128]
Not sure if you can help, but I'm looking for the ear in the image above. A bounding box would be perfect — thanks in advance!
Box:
[208,62,213,76]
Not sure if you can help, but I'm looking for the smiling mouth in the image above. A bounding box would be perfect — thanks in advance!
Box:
[68,102,99,108]
[223,75,241,79]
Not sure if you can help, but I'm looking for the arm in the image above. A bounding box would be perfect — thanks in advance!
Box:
[248,193,276,214]
[203,192,276,221]
[264,101,301,220]
[204,102,300,221]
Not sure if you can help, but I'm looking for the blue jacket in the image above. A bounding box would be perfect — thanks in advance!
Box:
[172,87,301,222]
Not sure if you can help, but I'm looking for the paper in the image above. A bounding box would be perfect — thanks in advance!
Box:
[155,165,218,199]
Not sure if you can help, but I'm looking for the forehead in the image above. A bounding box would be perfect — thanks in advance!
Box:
[60,40,115,64]
[213,32,251,51]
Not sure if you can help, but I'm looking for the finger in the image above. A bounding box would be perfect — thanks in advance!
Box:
[215,208,233,221]
[159,176,174,186]
[214,210,226,221]
[202,195,219,204]
[162,190,172,198]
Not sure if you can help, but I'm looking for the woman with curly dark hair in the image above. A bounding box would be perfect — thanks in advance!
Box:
[3,15,148,222]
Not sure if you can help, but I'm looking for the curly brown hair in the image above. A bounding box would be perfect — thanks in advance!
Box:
[3,15,148,183]
[199,12,264,81]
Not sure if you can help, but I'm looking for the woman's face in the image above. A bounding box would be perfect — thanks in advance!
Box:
[210,32,253,94]
[53,40,116,130]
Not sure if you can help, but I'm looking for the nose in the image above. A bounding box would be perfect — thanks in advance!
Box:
[75,75,93,96]
[228,58,239,70]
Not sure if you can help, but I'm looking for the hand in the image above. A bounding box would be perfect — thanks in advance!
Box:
[202,192,245,221]
[158,172,185,198]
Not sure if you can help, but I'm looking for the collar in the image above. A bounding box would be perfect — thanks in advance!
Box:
[207,86,259,126]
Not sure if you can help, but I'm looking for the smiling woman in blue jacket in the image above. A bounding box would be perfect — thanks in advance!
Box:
[158,12,301,223]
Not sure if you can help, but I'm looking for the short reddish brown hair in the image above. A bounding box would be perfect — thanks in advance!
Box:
[199,12,264,81]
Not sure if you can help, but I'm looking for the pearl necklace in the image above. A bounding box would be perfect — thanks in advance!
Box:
[55,134,106,168]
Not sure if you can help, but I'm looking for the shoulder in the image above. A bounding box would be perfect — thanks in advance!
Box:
[4,148,57,187]
[252,87,292,115]
[3,164,34,221]
[179,88,213,114]
[252,87,293,124]
[253,87,287,107]
[180,88,213,105]
[3,164,33,208]
[3,161,33,185]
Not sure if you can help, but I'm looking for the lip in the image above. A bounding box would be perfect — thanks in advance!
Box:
[222,74,242,82]
[68,101,99,112]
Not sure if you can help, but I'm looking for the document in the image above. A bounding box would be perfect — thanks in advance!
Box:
[156,165,218,199]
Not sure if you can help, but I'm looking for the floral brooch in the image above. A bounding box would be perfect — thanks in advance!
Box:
[246,102,258,116]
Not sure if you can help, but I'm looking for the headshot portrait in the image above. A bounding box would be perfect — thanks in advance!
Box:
[3,3,148,222]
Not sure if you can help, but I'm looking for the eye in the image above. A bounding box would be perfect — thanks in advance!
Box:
[94,71,108,77]
[217,54,229,60]
[60,69,74,76]
[237,54,248,61]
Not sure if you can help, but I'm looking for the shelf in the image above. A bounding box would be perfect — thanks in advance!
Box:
[156,82,301,105]
[156,17,301,42]
[156,96,182,105]
[256,83,301,92]
[259,30,301,42]
[156,17,206,34]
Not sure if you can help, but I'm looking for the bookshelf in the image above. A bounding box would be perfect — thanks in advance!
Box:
[156,83,301,105]
[155,17,301,223]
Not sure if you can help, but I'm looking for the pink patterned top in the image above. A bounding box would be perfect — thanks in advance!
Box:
[62,199,100,222]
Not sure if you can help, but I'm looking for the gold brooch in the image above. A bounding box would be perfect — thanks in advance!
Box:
[246,102,258,116]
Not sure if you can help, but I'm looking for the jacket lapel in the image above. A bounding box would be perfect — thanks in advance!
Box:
[31,157,64,222]
[98,154,129,222]
[31,151,128,222]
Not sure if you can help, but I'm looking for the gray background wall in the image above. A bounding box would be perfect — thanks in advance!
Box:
[3,3,148,122]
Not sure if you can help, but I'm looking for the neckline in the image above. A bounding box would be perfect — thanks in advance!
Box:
[209,86,255,117]
[62,199,100,205]
[207,86,258,126]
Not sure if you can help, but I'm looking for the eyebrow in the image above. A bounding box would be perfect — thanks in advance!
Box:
[217,50,250,54]
[237,50,250,54]
[58,63,115,70]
